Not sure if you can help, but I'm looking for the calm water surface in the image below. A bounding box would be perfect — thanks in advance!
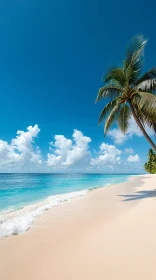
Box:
[0,173,135,212]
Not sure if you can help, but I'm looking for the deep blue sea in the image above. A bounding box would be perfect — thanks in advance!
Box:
[0,173,134,238]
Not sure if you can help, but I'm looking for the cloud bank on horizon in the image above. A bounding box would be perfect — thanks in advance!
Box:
[0,121,146,173]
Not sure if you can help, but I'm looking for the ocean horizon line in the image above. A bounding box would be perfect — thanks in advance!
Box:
[0,172,145,175]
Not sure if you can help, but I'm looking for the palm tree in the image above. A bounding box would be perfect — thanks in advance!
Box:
[144,148,156,173]
[96,35,156,150]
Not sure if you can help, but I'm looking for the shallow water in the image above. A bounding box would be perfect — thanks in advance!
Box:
[0,173,134,238]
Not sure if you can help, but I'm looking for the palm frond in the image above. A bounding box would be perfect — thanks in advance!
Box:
[132,92,156,134]
[103,67,125,86]
[137,108,156,134]
[125,35,147,69]
[124,35,147,84]
[96,83,122,103]
[117,104,131,133]
[126,54,144,84]
[137,92,156,113]
[135,68,156,85]
[136,79,156,92]
[104,104,120,134]
[98,98,118,125]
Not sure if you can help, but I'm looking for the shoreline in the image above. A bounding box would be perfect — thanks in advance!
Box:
[0,174,156,280]
[0,174,132,239]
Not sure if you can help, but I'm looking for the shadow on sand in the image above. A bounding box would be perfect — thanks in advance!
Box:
[119,189,156,202]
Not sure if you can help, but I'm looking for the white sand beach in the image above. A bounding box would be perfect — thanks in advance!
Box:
[0,174,156,280]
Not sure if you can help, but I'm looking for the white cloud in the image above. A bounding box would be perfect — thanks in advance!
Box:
[0,140,20,166]
[107,117,154,144]
[0,125,144,173]
[47,129,91,168]
[0,125,41,169]
[90,143,121,168]
[107,129,127,144]
[124,148,134,154]
[127,154,140,162]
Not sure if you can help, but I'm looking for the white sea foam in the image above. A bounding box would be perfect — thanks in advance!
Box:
[0,189,88,239]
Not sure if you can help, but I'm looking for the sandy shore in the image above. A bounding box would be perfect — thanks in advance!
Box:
[0,174,156,280]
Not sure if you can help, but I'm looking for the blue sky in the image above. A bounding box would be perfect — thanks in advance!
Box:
[0,0,155,173]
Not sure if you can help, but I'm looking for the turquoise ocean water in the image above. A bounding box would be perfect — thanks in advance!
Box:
[0,173,134,238]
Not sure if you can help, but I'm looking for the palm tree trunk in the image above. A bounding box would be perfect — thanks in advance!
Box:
[130,103,156,151]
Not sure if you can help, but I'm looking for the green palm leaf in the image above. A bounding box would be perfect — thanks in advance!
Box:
[103,67,125,86]
[124,35,147,84]
[98,98,118,125]
[125,35,147,70]
[104,104,120,134]
[135,68,156,86]
[136,79,156,92]
[96,84,122,103]
[136,108,156,133]
[117,104,131,133]
[133,93,156,133]
[137,92,156,113]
